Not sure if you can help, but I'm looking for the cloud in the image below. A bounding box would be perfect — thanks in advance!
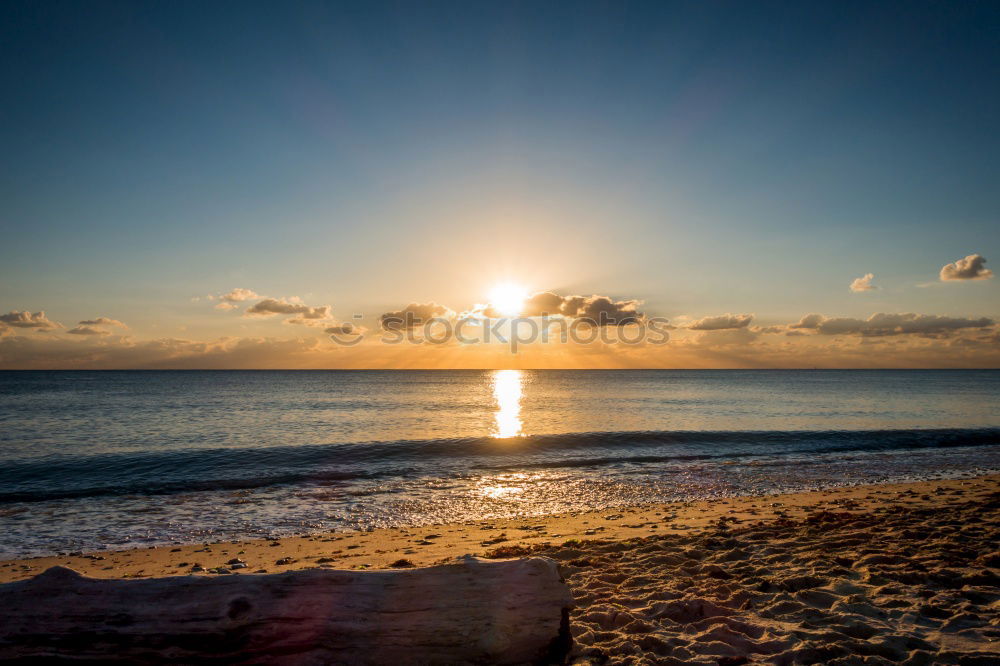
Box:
[285,315,342,327]
[791,313,825,330]
[940,254,993,281]
[518,292,571,318]
[66,316,128,336]
[220,288,259,302]
[324,323,358,335]
[790,312,994,337]
[850,273,876,292]
[567,295,643,325]
[507,291,643,325]
[246,298,332,320]
[692,327,760,346]
[78,317,127,328]
[1,322,998,370]
[323,322,367,338]
[67,326,111,336]
[211,289,261,310]
[0,310,61,330]
[0,334,335,370]
[687,313,753,330]
[380,302,454,330]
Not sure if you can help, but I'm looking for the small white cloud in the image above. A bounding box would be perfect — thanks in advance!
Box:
[220,288,259,302]
[67,326,111,336]
[325,323,360,335]
[78,317,127,328]
[687,313,754,330]
[850,273,876,292]
[246,298,332,320]
[940,254,993,281]
[0,311,61,330]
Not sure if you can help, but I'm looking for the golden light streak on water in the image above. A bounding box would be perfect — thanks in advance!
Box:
[492,369,524,438]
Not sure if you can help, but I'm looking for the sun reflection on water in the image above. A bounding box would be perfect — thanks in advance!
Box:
[481,485,525,499]
[492,369,523,438]
[478,472,532,501]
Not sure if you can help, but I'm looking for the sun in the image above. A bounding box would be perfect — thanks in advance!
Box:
[488,283,528,316]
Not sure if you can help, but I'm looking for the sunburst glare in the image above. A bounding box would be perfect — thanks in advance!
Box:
[488,283,528,317]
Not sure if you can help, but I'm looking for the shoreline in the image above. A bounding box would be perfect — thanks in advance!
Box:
[2,474,997,583]
[4,474,999,663]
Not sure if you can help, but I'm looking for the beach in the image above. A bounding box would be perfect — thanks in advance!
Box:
[3,474,998,663]
[5,2,1000,662]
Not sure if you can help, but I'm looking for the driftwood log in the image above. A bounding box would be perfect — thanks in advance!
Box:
[0,556,572,665]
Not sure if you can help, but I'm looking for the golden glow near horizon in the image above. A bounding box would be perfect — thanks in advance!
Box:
[488,283,528,316]
[492,369,524,438]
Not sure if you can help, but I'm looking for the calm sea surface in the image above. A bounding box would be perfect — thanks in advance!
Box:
[1,370,998,557]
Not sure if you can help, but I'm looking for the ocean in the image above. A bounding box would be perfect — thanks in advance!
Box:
[1,369,998,557]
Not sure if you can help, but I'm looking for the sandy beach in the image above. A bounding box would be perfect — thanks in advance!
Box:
[5,2,1000,662]
[3,474,998,663]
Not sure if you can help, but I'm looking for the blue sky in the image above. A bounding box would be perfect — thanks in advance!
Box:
[1,1,997,367]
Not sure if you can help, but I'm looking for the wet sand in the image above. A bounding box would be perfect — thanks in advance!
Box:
[2,475,999,663]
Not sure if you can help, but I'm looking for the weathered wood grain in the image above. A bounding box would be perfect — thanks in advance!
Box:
[0,556,572,665]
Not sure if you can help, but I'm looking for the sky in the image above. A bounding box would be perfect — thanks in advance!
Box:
[1,1,998,368]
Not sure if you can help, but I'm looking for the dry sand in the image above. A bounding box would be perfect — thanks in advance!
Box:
[2,475,999,663]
